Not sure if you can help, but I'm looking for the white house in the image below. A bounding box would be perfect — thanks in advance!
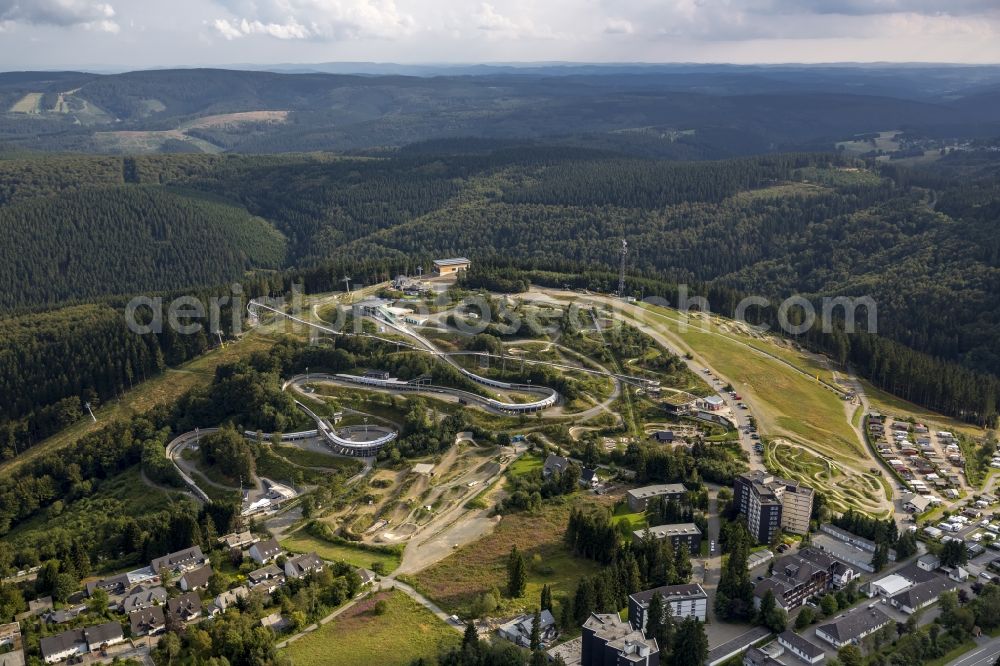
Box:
[580,468,601,489]
[247,538,282,565]
[178,565,213,592]
[284,553,324,579]
[917,554,940,572]
[215,586,250,612]
[497,610,558,648]
[816,608,892,648]
[890,578,959,614]
[869,574,912,598]
[40,629,85,664]
[777,631,826,664]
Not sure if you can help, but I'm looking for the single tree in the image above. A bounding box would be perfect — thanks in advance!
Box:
[672,617,708,666]
[820,594,839,617]
[758,589,777,624]
[541,583,553,612]
[838,644,864,666]
[508,545,527,598]
[645,591,664,641]
[530,608,542,651]
[872,543,888,572]
[462,623,478,652]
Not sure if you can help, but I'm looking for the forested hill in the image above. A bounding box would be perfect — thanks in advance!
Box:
[2,66,1000,156]
[0,184,286,311]
[0,147,998,433]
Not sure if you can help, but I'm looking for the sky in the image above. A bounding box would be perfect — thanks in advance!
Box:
[0,0,999,70]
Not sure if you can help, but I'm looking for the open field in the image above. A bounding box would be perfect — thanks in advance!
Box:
[591,298,892,514]
[93,129,224,153]
[91,111,289,153]
[178,110,289,130]
[9,92,43,113]
[836,130,901,154]
[409,495,608,616]
[283,590,460,666]
[0,332,276,476]
[281,528,403,572]
[729,181,828,202]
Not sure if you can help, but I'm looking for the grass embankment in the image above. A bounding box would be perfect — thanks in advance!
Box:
[409,496,607,616]
[924,640,978,666]
[283,590,460,666]
[273,445,365,471]
[626,301,891,515]
[281,527,403,573]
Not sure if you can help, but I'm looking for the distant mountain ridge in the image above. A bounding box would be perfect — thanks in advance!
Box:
[1,66,999,156]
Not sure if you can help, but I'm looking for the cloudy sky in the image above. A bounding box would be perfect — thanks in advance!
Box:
[0,0,998,69]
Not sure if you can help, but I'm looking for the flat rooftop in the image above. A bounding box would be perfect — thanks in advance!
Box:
[635,523,701,540]
[627,484,687,500]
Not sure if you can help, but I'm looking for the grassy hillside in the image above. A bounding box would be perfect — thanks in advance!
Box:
[283,590,460,666]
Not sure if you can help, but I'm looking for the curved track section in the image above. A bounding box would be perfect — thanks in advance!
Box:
[292,396,398,456]
[325,372,556,413]
[165,428,219,503]
[243,391,398,457]
[248,299,561,413]
[251,299,656,387]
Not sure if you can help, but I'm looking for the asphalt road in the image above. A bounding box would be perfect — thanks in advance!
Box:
[948,637,1000,666]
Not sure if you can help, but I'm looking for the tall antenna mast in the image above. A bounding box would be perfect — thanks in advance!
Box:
[84,402,97,423]
[618,238,628,298]
[342,276,352,293]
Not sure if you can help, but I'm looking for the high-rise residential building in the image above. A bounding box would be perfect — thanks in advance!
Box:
[733,471,814,543]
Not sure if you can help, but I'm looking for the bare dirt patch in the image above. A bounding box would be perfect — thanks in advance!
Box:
[179,110,289,130]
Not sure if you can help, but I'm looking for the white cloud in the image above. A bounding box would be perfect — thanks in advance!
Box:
[604,17,634,34]
[212,17,310,40]
[472,2,559,40]
[475,3,517,33]
[2,0,1000,66]
[84,18,120,32]
[210,0,415,40]
[0,0,119,30]
[884,11,995,38]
